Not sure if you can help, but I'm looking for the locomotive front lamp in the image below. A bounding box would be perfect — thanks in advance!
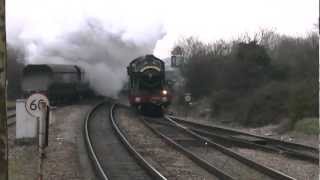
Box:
[162,90,168,95]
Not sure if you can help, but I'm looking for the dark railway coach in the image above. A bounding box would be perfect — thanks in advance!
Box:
[127,54,172,113]
[22,64,92,105]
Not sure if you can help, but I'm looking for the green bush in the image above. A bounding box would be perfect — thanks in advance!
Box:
[293,118,319,135]
[210,90,243,116]
[288,80,318,129]
[234,82,289,126]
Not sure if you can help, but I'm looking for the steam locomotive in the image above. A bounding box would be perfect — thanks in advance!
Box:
[127,54,172,114]
[22,64,93,105]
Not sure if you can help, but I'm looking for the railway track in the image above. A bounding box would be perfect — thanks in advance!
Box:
[7,106,15,111]
[168,116,319,163]
[115,105,221,180]
[7,113,16,119]
[141,119,235,180]
[84,102,166,180]
[143,116,296,180]
[7,108,16,126]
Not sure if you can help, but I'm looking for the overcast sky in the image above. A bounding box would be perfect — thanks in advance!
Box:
[7,0,319,59]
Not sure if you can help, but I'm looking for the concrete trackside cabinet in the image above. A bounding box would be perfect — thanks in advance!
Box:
[16,99,38,143]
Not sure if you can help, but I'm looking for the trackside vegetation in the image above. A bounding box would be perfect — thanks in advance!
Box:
[172,29,318,128]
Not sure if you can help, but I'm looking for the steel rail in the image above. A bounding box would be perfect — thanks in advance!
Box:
[7,114,16,119]
[142,118,235,180]
[84,101,109,180]
[165,116,296,180]
[7,113,16,126]
[147,119,281,152]
[170,116,318,153]
[110,104,167,180]
[190,127,319,163]
[7,107,15,111]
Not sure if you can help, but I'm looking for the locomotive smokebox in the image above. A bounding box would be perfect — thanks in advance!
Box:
[127,54,172,115]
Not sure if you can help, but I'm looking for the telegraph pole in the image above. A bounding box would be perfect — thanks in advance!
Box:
[0,0,7,179]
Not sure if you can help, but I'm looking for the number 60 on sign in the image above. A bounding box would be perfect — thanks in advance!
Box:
[26,93,49,117]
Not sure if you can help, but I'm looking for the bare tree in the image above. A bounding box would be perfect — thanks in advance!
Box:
[0,0,7,179]
[171,45,184,55]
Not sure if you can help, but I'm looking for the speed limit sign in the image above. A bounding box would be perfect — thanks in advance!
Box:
[26,93,49,117]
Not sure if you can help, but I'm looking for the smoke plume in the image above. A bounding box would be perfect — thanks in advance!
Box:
[19,18,166,97]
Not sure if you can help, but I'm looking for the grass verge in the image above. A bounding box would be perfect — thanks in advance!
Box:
[293,117,319,135]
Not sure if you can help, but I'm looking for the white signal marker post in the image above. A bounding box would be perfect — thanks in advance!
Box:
[184,93,192,120]
[184,93,191,103]
[26,93,50,180]
[38,102,48,180]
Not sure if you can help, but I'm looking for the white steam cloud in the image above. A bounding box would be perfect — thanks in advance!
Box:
[7,0,167,97]
[9,18,166,97]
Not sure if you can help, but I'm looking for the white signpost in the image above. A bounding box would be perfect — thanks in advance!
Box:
[26,93,49,180]
[184,93,192,120]
[184,93,191,103]
[16,93,50,180]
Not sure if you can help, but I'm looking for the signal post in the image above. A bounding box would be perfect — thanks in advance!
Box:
[24,93,50,180]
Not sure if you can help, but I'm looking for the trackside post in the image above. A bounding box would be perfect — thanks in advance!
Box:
[38,102,49,180]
